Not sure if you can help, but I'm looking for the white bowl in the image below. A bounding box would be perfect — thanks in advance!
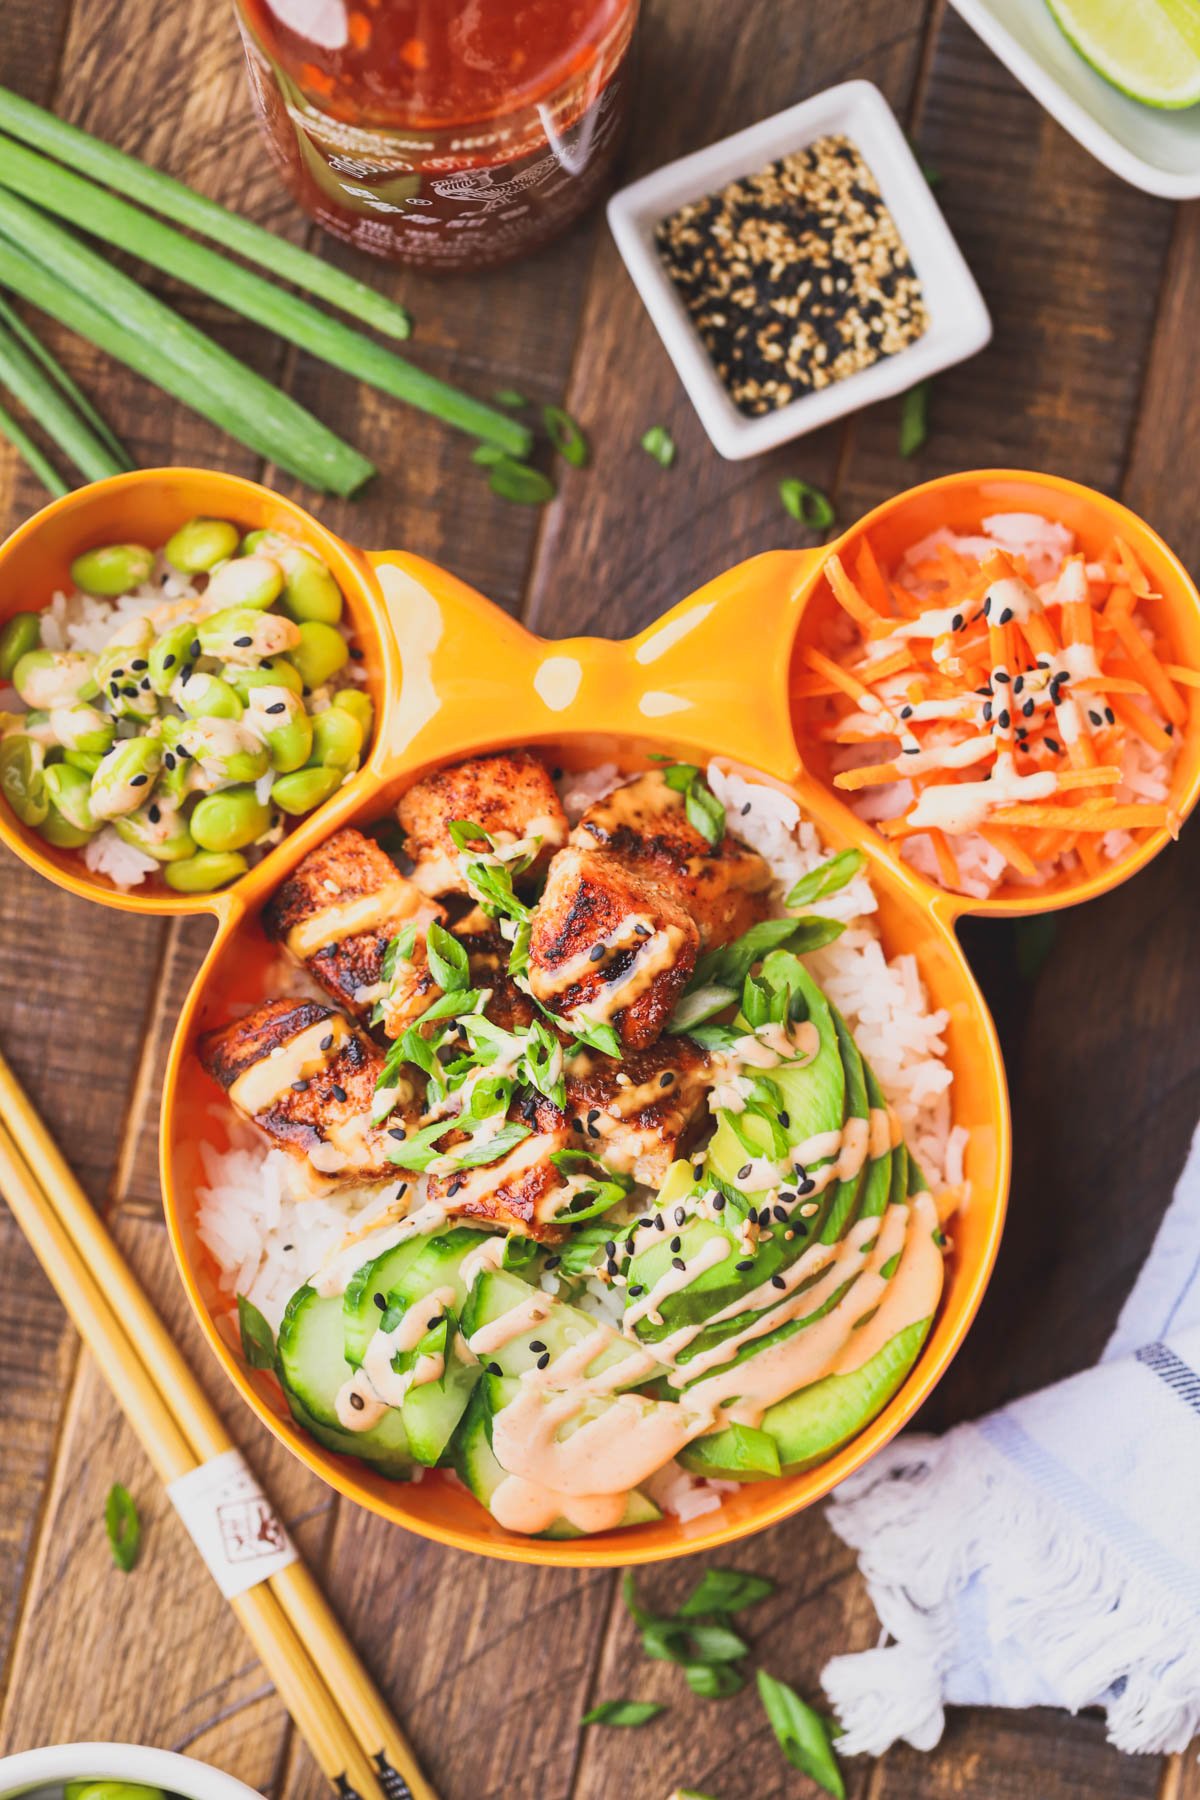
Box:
[606,79,992,461]
[0,1745,261,1800]
[950,0,1200,198]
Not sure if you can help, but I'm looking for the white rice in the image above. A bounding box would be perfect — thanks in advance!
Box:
[194,762,964,1518]
[825,513,1177,900]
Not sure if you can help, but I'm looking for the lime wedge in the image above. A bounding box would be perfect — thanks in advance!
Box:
[1045,0,1200,108]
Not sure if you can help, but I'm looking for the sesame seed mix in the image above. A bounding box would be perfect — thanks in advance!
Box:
[654,135,928,416]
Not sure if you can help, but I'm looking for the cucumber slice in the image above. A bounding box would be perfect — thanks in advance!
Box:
[278,1283,413,1474]
[462,1266,664,1387]
[343,1233,432,1367]
[399,1316,480,1466]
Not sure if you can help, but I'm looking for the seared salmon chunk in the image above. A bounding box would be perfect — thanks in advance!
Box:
[198,997,410,1182]
[571,770,771,945]
[396,751,567,898]
[262,828,444,1022]
[424,1091,570,1238]
[527,845,699,1051]
[564,1036,712,1186]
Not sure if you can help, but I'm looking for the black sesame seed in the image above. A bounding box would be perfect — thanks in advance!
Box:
[1023,699,1035,717]
[587,1108,600,1122]
[544,1255,562,1270]
[1000,607,1014,625]
[320,1033,334,1051]
[983,703,993,722]
[660,1071,675,1087]
[638,1216,653,1230]
[588,943,606,962]
[373,1292,386,1311]
[163,653,176,670]
[737,1163,752,1180]
[122,683,138,697]
[713,1194,727,1212]
[164,752,176,770]
[1013,675,1024,694]
[234,634,254,648]
[130,773,148,787]
[994,669,1010,684]
[605,1240,617,1256]
[330,1082,347,1102]
[634,923,652,938]
[1105,707,1115,725]
[670,1236,682,1253]
[109,682,120,699]
[771,1274,787,1290]
[140,678,151,691]
[774,1205,788,1222]
[736,1258,754,1272]
[800,1177,816,1195]
[655,1215,665,1231]
[628,1283,644,1297]
[291,1079,309,1092]
[349,1391,365,1411]
[900,705,913,719]
[674,1206,686,1226]
[587,1122,601,1139]
[902,745,920,754]
[266,701,287,715]
[1166,722,1175,736]
[741,801,751,815]
[571,1117,584,1132]
[1088,709,1103,727]
[487,1362,502,1376]
[952,613,964,632]
[778,1110,790,1129]
[692,1162,704,1180]
[447,1179,463,1197]
[998,710,1011,731]
[148,804,160,823]
[529,1340,546,1353]
[1045,737,1061,754]
[131,658,148,671]
[190,639,201,658]
[672,1256,686,1272]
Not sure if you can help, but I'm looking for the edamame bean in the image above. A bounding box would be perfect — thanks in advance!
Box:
[205,553,285,611]
[12,648,99,710]
[245,685,313,774]
[0,734,49,826]
[0,611,41,682]
[197,605,301,665]
[148,620,201,696]
[309,705,362,771]
[89,735,162,821]
[63,748,104,777]
[48,704,115,757]
[165,516,240,573]
[240,529,268,554]
[333,688,373,740]
[70,542,155,597]
[271,764,342,816]
[44,762,96,832]
[113,800,197,862]
[165,850,249,893]
[177,716,270,786]
[224,656,304,701]
[95,620,158,722]
[157,718,194,804]
[290,621,349,690]
[190,785,272,852]
[38,803,94,848]
[175,669,245,721]
[15,708,57,749]
[277,550,343,625]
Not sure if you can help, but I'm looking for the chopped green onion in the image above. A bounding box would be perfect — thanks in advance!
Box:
[104,1482,141,1573]
[756,1670,845,1798]
[493,388,527,407]
[487,457,556,505]
[684,1662,744,1698]
[0,228,373,497]
[641,424,676,467]
[785,848,864,908]
[0,294,130,469]
[0,85,412,342]
[0,396,67,495]
[779,478,835,529]
[471,445,506,465]
[580,1700,665,1728]
[899,381,929,458]
[0,312,125,481]
[678,1567,774,1617]
[236,1294,276,1371]
[0,137,528,457]
[543,403,589,467]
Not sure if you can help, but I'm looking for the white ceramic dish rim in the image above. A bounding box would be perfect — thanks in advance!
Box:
[0,1744,261,1800]
[949,0,1200,199]
[606,79,992,460]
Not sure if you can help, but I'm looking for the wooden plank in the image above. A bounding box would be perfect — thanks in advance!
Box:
[0,1213,335,1780]
[523,0,934,639]
[1123,200,1200,574]
[871,1708,1162,1800]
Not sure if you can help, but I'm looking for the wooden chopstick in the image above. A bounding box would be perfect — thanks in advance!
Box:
[0,1048,435,1800]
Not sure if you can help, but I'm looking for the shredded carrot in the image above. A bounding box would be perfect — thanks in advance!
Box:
[795,517,1192,895]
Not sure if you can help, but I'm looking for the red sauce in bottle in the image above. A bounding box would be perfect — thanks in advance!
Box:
[234,0,639,271]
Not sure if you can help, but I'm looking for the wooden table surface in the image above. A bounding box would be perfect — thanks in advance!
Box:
[2,2,1199,1796]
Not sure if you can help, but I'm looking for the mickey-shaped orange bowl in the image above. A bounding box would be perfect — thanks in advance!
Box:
[1,466,1196,1566]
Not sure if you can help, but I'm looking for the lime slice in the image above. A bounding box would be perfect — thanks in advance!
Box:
[1044,0,1200,108]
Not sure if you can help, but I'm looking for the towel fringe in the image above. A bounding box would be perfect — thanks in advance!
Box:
[822,1429,1200,1758]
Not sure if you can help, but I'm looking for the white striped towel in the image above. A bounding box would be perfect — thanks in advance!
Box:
[821,1120,1200,1758]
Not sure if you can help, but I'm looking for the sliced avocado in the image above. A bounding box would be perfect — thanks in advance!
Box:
[818,1009,870,1244]
[859,1061,894,1222]
[679,1420,781,1481]
[450,1376,662,1537]
[761,1315,932,1473]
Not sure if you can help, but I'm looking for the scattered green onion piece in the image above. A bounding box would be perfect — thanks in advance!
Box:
[236,1294,276,1371]
[104,1482,141,1573]
[0,294,131,469]
[0,229,373,497]
[471,445,506,466]
[0,138,528,458]
[779,477,835,529]
[641,424,676,467]
[0,395,67,495]
[543,403,589,467]
[0,313,125,481]
[678,1567,774,1617]
[755,1670,845,1799]
[684,1662,744,1698]
[0,86,412,342]
[493,388,527,407]
[785,848,864,908]
[487,457,556,506]
[899,381,929,458]
[580,1700,666,1728]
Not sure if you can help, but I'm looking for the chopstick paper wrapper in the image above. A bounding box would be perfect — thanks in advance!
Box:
[167,1448,298,1600]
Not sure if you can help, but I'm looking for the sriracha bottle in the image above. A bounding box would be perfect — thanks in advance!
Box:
[234,0,640,271]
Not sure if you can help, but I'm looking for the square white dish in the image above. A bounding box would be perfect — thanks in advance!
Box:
[606,80,992,462]
[950,0,1200,199]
